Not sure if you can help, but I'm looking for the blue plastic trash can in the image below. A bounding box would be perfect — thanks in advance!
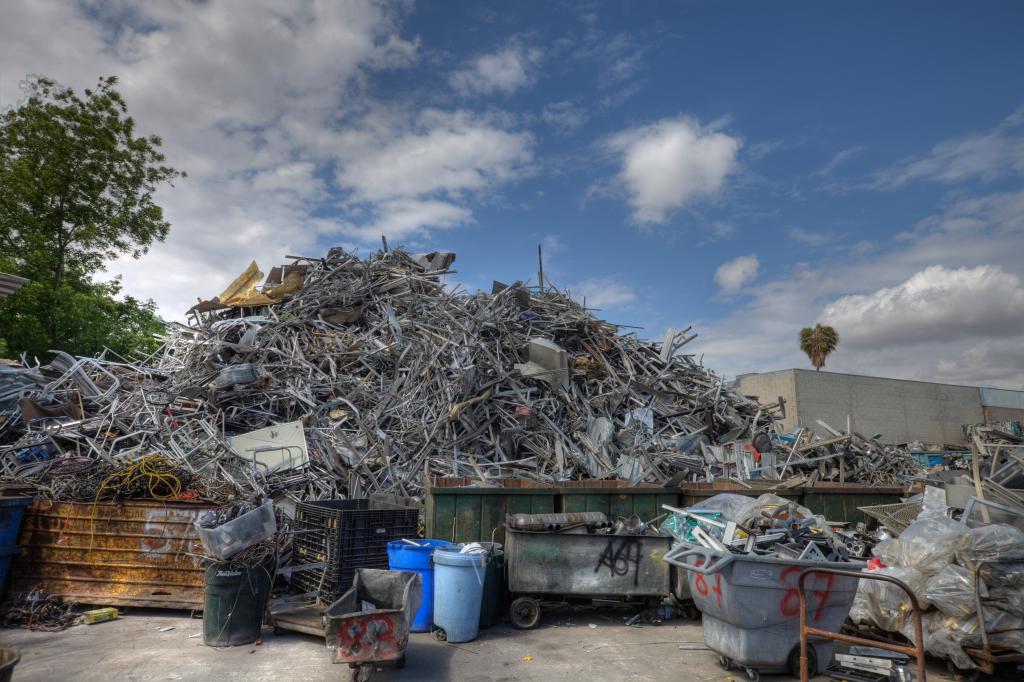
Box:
[387,539,453,632]
[0,498,32,547]
[433,547,489,643]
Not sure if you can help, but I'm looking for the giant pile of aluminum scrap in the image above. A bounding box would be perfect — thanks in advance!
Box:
[761,421,927,486]
[0,247,781,503]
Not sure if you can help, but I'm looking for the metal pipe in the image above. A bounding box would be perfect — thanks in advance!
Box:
[508,512,608,531]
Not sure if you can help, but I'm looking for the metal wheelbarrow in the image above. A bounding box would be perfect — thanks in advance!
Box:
[325,569,423,682]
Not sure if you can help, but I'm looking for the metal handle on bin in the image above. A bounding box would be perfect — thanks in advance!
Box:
[663,543,733,576]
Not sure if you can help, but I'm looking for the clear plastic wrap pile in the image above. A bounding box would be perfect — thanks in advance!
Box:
[849,487,1024,670]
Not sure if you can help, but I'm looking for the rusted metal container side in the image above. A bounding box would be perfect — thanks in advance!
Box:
[11,500,211,609]
[506,528,671,598]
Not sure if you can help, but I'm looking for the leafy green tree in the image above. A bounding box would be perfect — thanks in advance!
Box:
[0,75,183,360]
[799,323,840,371]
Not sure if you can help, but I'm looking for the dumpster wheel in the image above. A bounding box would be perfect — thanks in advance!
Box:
[787,644,817,678]
[432,627,447,642]
[509,597,541,629]
[349,663,373,682]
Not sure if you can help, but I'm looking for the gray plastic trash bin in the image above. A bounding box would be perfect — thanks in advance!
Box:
[665,542,862,678]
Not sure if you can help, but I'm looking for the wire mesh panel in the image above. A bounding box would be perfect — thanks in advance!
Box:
[857,501,923,535]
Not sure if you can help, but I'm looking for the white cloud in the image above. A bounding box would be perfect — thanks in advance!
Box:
[822,265,1024,348]
[334,109,534,203]
[570,277,636,309]
[339,199,472,243]
[541,100,589,132]
[714,255,759,295]
[449,42,543,96]
[604,116,741,224]
[788,228,829,247]
[873,107,1024,187]
[815,145,865,177]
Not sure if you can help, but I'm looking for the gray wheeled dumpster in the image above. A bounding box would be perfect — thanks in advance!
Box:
[505,528,671,628]
[665,542,862,680]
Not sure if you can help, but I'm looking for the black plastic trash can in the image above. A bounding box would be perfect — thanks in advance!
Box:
[203,560,273,646]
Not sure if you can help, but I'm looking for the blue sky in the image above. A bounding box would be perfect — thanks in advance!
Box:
[3,1,1024,386]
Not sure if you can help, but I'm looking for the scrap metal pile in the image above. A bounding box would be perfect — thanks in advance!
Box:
[762,424,928,487]
[0,247,780,504]
[661,492,858,561]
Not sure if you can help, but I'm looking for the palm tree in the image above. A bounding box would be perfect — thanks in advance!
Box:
[799,324,839,371]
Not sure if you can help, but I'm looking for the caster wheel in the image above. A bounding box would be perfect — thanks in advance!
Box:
[432,628,447,642]
[744,667,760,682]
[509,597,542,629]
[350,663,373,682]
[718,655,732,670]
[683,605,700,620]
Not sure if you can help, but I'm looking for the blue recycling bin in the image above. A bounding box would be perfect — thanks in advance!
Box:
[387,539,453,632]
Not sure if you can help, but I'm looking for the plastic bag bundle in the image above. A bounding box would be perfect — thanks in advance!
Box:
[898,516,967,575]
[922,564,988,617]
[917,486,949,521]
[871,538,900,566]
[991,586,1024,617]
[859,566,930,632]
[955,524,1024,587]
[690,493,755,523]
[736,493,814,526]
[899,612,977,671]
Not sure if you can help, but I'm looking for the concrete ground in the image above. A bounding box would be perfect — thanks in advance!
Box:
[0,606,977,682]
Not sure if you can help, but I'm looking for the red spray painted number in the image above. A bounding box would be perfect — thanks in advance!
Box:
[778,566,833,621]
[692,568,723,607]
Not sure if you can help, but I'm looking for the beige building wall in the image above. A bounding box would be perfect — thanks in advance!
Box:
[738,369,986,445]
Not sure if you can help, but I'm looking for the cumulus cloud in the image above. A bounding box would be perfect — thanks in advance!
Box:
[449,42,543,96]
[334,109,534,203]
[570,277,636,309]
[873,106,1024,187]
[822,265,1024,348]
[714,255,759,295]
[604,116,741,224]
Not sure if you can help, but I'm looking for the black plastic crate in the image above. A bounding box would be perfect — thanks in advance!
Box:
[291,498,418,600]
